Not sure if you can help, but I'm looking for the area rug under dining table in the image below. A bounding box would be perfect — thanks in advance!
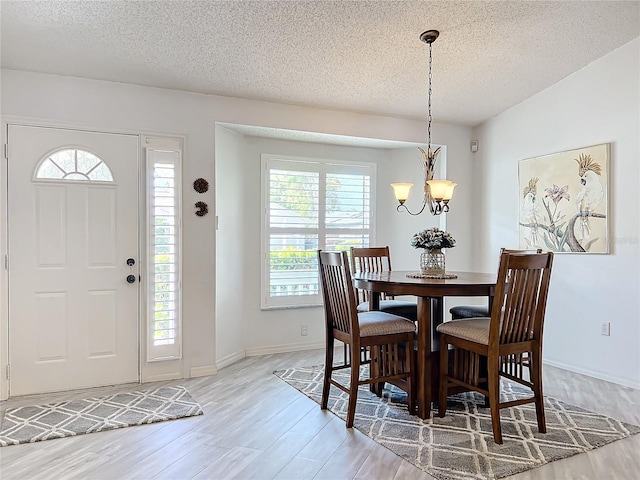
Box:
[274,365,640,480]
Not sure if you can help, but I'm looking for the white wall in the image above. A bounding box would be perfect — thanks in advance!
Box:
[473,38,640,388]
[0,69,474,398]
[213,126,247,366]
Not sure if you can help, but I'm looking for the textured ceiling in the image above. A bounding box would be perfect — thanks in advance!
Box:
[1,1,639,126]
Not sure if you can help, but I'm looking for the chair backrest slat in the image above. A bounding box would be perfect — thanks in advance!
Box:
[318,250,359,338]
[350,246,393,303]
[490,251,553,346]
[350,246,392,274]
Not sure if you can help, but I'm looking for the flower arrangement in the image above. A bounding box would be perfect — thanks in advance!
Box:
[411,227,456,250]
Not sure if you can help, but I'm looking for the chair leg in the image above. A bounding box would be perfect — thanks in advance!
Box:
[322,337,335,410]
[406,340,416,415]
[346,351,361,428]
[487,354,503,444]
[530,349,547,434]
[438,337,449,418]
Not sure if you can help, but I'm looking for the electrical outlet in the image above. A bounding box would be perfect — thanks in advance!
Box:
[301,325,308,336]
[601,322,611,336]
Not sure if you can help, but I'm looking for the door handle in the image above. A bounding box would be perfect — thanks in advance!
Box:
[126,274,136,284]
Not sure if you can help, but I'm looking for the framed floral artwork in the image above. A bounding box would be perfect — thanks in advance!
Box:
[518,143,609,253]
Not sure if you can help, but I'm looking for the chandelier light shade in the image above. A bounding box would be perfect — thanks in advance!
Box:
[427,179,457,201]
[389,182,414,205]
[392,29,456,216]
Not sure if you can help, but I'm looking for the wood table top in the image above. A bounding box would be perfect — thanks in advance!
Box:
[352,271,497,297]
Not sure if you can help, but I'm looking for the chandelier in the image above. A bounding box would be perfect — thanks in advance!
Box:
[391,30,457,216]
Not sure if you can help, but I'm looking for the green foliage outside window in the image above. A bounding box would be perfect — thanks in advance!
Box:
[270,173,342,219]
[270,247,315,270]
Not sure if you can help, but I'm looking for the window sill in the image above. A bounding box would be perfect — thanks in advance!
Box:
[261,303,323,311]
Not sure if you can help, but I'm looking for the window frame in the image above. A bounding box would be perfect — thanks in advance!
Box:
[261,153,376,309]
[33,147,115,183]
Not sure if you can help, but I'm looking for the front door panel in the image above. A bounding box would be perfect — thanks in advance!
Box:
[8,125,139,396]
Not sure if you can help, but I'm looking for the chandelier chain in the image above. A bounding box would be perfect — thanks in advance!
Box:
[427,41,433,152]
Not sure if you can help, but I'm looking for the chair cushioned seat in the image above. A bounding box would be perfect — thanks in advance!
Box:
[358,311,416,337]
[357,300,418,322]
[436,317,491,344]
[450,305,489,319]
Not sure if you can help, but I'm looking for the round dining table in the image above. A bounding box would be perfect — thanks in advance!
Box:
[352,270,497,419]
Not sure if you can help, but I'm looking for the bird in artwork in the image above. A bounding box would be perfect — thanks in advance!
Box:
[521,177,541,246]
[574,153,604,242]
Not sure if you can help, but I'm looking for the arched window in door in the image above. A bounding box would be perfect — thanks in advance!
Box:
[35,148,114,182]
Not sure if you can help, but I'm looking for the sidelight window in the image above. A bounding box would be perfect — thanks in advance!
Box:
[146,144,182,361]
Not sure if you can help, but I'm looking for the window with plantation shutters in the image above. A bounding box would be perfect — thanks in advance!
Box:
[146,145,182,361]
[261,154,375,308]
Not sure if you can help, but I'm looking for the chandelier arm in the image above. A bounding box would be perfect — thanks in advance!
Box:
[396,197,429,216]
[396,191,439,216]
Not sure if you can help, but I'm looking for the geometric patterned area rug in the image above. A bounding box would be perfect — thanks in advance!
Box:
[0,385,203,447]
[274,365,640,480]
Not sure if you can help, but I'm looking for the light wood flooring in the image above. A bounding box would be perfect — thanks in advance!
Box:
[1,349,639,480]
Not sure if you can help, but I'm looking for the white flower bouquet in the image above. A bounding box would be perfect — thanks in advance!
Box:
[411,227,456,250]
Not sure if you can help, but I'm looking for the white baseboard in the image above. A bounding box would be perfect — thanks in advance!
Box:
[215,350,247,370]
[544,359,640,390]
[190,365,218,378]
[246,341,325,357]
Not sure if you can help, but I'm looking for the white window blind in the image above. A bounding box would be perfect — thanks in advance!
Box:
[146,146,182,361]
[262,154,375,308]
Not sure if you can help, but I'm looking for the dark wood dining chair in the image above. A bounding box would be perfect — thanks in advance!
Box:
[449,248,543,321]
[318,250,416,427]
[349,246,418,395]
[437,250,554,444]
[350,246,418,321]
[448,248,542,378]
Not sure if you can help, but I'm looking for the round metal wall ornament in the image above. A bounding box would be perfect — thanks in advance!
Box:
[195,201,208,217]
[193,178,209,193]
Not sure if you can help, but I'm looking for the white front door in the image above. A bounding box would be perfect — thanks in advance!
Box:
[7,125,140,396]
